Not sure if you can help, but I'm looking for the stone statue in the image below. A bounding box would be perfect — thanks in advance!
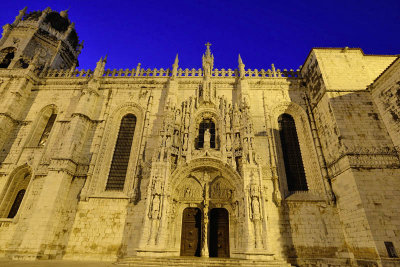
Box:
[151,194,161,219]
[173,130,180,147]
[183,133,188,151]
[251,196,260,220]
[175,109,181,125]
[184,112,190,129]
[204,128,211,149]
[226,134,232,150]
[226,111,231,129]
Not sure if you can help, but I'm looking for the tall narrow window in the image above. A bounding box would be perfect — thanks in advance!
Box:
[7,189,25,218]
[106,114,137,191]
[197,119,216,149]
[278,114,308,191]
[38,113,57,146]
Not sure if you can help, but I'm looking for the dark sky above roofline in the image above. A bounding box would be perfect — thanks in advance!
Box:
[1,0,399,70]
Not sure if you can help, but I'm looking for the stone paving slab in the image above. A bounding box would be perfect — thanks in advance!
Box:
[0,259,117,267]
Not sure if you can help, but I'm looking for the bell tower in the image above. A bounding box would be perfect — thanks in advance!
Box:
[0,7,82,70]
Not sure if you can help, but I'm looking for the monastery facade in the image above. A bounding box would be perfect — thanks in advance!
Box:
[0,7,399,267]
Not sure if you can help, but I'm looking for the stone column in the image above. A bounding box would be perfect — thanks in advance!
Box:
[16,159,76,259]
[201,184,209,257]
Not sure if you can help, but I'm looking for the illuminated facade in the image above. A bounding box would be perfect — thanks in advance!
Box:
[0,7,399,266]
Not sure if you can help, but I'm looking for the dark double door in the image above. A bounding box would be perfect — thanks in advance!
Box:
[180,208,229,258]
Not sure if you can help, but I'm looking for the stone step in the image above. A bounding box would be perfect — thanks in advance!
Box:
[117,256,292,267]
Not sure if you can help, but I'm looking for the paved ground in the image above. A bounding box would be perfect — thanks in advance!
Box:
[0,259,118,267]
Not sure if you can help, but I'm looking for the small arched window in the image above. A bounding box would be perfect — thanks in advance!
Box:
[106,114,137,191]
[197,119,216,149]
[0,170,31,218]
[0,47,16,68]
[7,189,25,218]
[278,114,308,191]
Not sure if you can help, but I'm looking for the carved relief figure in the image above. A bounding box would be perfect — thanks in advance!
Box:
[210,178,234,200]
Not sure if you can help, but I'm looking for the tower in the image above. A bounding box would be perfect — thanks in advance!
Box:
[0,7,82,70]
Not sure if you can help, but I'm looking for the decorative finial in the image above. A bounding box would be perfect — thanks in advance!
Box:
[60,8,69,18]
[103,54,108,62]
[205,42,212,56]
[238,54,243,65]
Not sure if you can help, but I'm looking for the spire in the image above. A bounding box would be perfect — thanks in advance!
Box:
[174,53,179,65]
[205,42,212,57]
[238,54,243,65]
[13,6,27,25]
[238,54,245,78]
[172,53,179,78]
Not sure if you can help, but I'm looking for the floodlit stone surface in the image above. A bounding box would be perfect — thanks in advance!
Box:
[0,7,399,267]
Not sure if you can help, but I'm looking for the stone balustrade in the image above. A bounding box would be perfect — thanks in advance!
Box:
[40,66,300,78]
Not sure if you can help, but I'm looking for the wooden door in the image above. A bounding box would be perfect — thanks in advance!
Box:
[180,208,201,256]
[209,208,229,258]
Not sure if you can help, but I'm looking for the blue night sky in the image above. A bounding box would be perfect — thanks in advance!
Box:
[1,0,399,70]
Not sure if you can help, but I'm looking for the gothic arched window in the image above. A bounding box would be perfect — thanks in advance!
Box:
[7,189,25,218]
[106,114,137,191]
[0,47,16,68]
[278,114,308,191]
[38,113,57,146]
[197,119,215,149]
[0,169,31,219]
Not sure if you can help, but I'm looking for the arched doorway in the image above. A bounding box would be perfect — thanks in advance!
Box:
[180,207,201,256]
[209,208,229,258]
